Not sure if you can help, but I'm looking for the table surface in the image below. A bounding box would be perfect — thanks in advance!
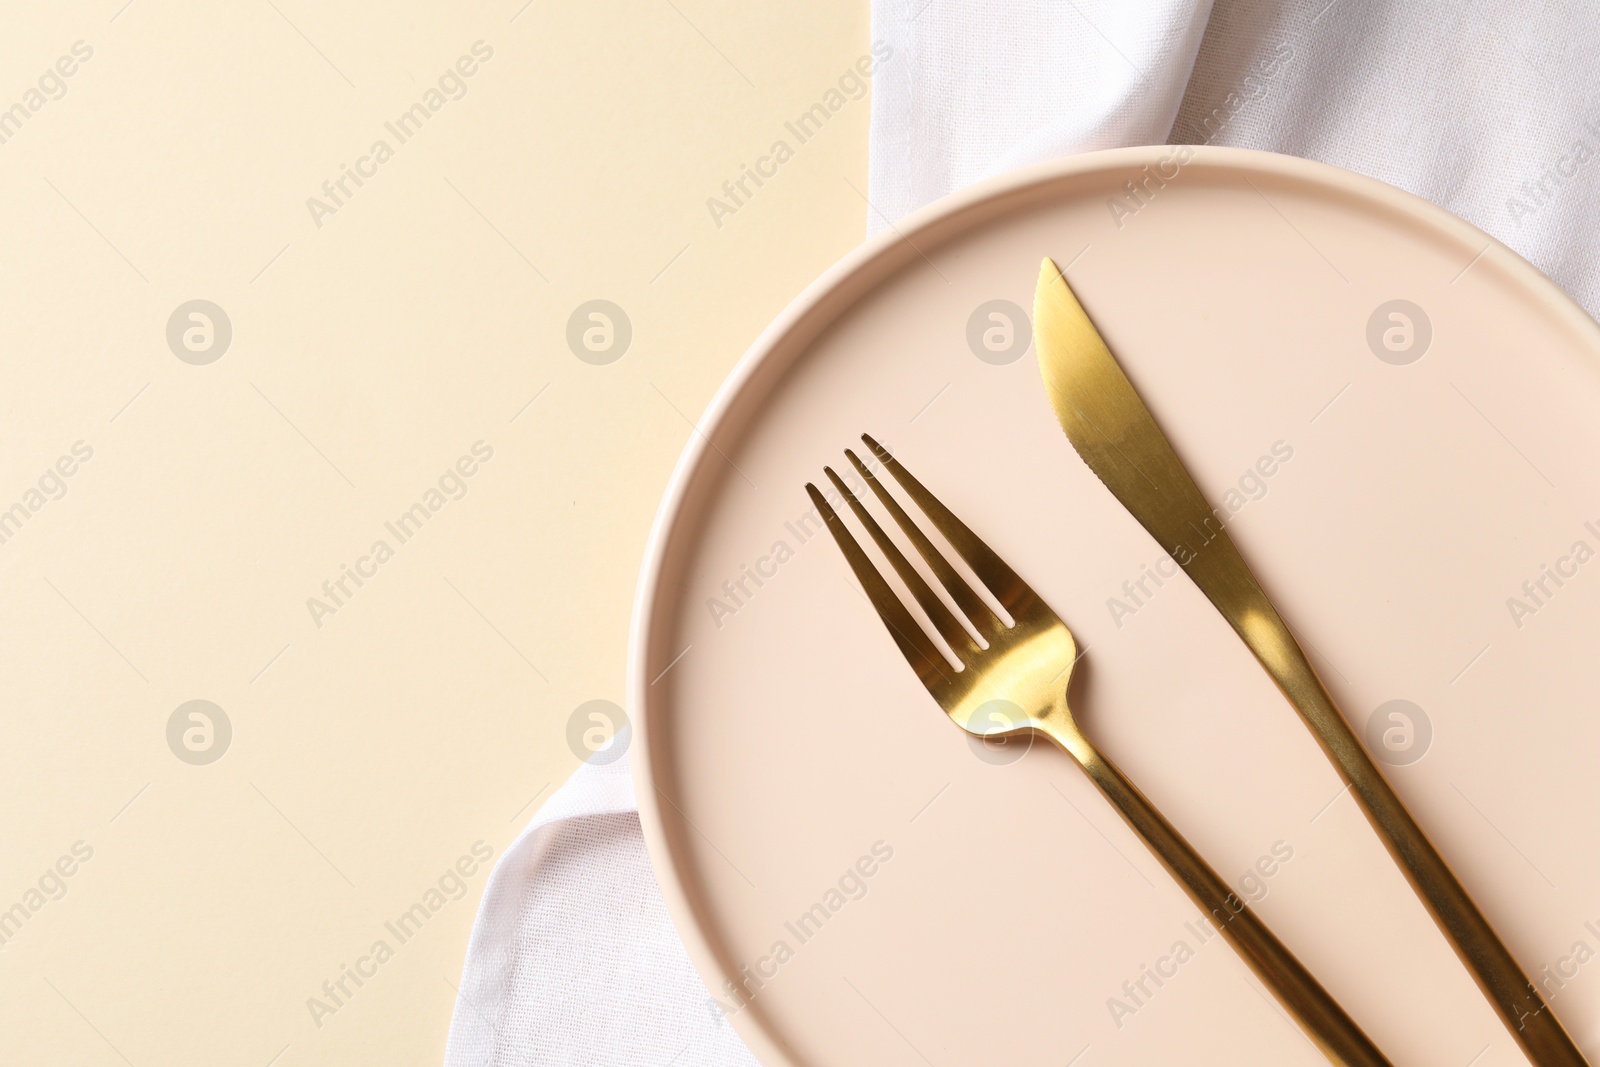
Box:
[0,2,867,1063]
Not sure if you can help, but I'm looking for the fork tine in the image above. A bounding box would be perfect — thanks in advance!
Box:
[805,483,953,691]
[860,434,1034,615]
[844,449,1004,642]
[824,465,981,661]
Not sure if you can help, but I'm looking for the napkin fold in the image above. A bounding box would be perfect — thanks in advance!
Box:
[447,3,1600,1062]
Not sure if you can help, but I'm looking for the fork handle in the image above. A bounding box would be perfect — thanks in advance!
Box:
[1058,733,1391,1066]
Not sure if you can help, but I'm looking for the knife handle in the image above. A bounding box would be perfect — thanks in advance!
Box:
[1277,657,1590,1065]
[1054,729,1392,1066]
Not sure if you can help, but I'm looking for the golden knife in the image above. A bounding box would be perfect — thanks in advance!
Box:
[1033,257,1588,1065]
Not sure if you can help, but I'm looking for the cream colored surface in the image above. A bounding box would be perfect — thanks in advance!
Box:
[0,3,867,1064]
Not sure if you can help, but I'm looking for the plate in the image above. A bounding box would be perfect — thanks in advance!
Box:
[628,147,1600,1066]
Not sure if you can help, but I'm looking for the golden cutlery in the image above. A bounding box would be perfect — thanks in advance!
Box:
[807,435,1392,1066]
[1033,257,1587,1065]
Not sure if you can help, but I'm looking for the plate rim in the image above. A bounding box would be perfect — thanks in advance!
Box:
[624,144,1600,1067]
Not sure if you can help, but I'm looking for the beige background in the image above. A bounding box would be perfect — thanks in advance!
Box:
[0,2,866,1064]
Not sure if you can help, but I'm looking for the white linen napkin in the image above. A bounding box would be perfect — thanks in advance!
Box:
[446,3,1600,1062]
[869,0,1600,314]
[444,730,761,1065]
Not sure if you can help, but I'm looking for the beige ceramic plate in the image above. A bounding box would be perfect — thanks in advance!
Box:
[628,147,1600,1067]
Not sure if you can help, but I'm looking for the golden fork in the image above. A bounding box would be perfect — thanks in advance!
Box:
[807,435,1391,1067]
